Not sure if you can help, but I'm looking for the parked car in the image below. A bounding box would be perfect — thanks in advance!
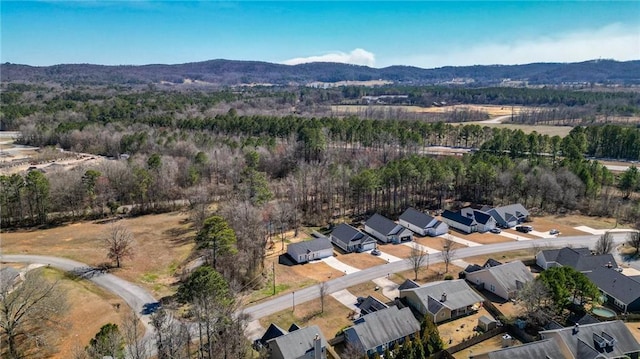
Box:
[515,225,533,233]
[549,229,560,235]
[371,248,381,256]
[489,228,502,234]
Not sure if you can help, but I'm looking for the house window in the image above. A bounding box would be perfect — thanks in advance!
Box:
[490,284,496,292]
[614,298,625,309]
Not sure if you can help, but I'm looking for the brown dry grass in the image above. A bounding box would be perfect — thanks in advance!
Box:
[43,267,128,359]
[529,215,596,235]
[258,296,353,342]
[416,237,466,251]
[377,243,414,257]
[463,250,535,268]
[460,232,515,245]
[626,322,640,343]
[396,262,464,284]
[331,104,529,117]
[335,252,387,270]
[467,122,573,137]
[438,308,494,347]
[453,334,521,359]
[535,213,621,230]
[347,281,393,303]
[2,212,195,297]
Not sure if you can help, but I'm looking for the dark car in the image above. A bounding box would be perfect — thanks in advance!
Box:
[515,225,533,233]
[489,228,502,234]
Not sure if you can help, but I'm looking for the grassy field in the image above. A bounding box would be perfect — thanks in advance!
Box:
[331,104,530,116]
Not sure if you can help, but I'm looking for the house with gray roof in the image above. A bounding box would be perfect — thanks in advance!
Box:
[266,325,327,359]
[441,210,477,234]
[540,320,640,359]
[400,279,484,323]
[329,223,377,253]
[485,204,529,228]
[465,260,534,301]
[586,266,640,313]
[343,306,420,357]
[364,214,413,244]
[286,237,334,264]
[536,247,618,272]
[398,208,449,237]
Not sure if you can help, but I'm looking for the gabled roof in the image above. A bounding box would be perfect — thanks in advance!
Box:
[540,321,640,359]
[442,210,476,226]
[288,323,300,332]
[490,204,530,221]
[287,237,333,258]
[358,295,389,315]
[398,279,420,290]
[401,280,484,312]
[399,208,436,229]
[267,325,327,359]
[586,267,640,305]
[470,261,534,294]
[473,210,493,225]
[568,313,601,326]
[345,306,420,351]
[539,247,618,272]
[365,214,403,236]
[331,223,373,245]
[484,258,503,268]
[464,264,484,274]
[477,339,565,359]
[259,323,287,346]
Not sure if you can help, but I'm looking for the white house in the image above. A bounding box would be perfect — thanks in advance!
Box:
[465,261,534,300]
[286,237,334,264]
[398,208,449,237]
[364,214,413,244]
[441,210,477,234]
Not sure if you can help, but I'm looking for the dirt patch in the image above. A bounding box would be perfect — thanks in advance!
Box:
[438,308,494,348]
[2,212,196,297]
[42,267,128,359]
[335,252,387,270]
[453,334,521,359]
[626,322,640,343]
[258,296,353,343]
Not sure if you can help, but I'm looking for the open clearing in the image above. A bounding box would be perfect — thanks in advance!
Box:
[331,104,530,117]
[41,267,128,359]
[335,252,388,270]
[453,334,521,359]
[2,212,195,297]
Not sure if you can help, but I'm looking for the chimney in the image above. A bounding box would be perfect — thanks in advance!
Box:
[314,334,322,359]
[573,323,579,334]
[441,292,447,302]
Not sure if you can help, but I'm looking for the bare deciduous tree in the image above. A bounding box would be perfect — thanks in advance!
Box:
[627,230,640,256]
[594,232,615,255]
[407,243,429,280]
[516,280,555,327]
[150,308,190,359]
[0,268,68,359]
[103,223,135,268]
[122,310,148,359]
[440,236,458,273]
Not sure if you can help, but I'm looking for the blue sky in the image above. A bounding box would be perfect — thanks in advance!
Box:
[2,1,639,68]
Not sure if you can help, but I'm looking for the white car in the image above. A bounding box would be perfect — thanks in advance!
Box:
[549,229,560,235]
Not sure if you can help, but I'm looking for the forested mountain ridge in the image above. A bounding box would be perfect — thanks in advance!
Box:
[2,59,639,86]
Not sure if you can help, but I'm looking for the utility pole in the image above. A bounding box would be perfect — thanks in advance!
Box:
[292,291,295,312]
[272,262,276,295]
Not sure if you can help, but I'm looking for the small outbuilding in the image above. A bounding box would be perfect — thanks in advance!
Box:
[478,315,497,332]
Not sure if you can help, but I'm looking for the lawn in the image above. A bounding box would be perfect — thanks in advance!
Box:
[347,281,392,304]
[336,252,388,270]
[258,296,353,343]
[453,334,521,359]
[2,212,196,298]
[438,308,494,348]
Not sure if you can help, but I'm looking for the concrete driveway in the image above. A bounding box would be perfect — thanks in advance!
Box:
[330,289,360,313]
[372,277,399,300]
[320,256,360,274]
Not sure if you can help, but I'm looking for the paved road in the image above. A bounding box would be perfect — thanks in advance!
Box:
[240,234,629,321]
[0,254,159,345]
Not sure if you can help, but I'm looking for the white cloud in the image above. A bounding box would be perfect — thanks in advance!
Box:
[283,48,376,67]
[383,23,640,68]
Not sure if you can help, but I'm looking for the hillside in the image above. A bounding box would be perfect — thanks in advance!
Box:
[2,59,639,86]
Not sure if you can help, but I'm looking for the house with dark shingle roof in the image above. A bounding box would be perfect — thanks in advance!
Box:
[286,237,334,264]
[364,213,413,244]
[472,321,640,359]
[536,247,618,272]
[398,207,449,237]
[586,266,640,313]
[441,209,477,234]
[460,208,497,233]
[265,325,327,359]
[343,306,420,358]
[358,295,389,315]
[485,204,529,228]
[329,223,377,253]
[464,260,534,301]
[400,279,484,323]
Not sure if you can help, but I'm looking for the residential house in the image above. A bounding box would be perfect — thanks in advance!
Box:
[464,261,534,301]
[343,306,421,357]
[265,325,328,359]
[398,279,420,291]
[400,279,484,323]
[484,204,529,228]
[460,208,497,233]
[471,321,640,359]
[461,258,503,277]
[540,320,640,359]
[329,224,377,253]
[441,210,477,234]
[286,237,334,264]
[255,323,288,349]
[536,247,619,272]
[357,295,389,315]
[586,266,640,313]
[398,208,449,237]
[364,214,413,244]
